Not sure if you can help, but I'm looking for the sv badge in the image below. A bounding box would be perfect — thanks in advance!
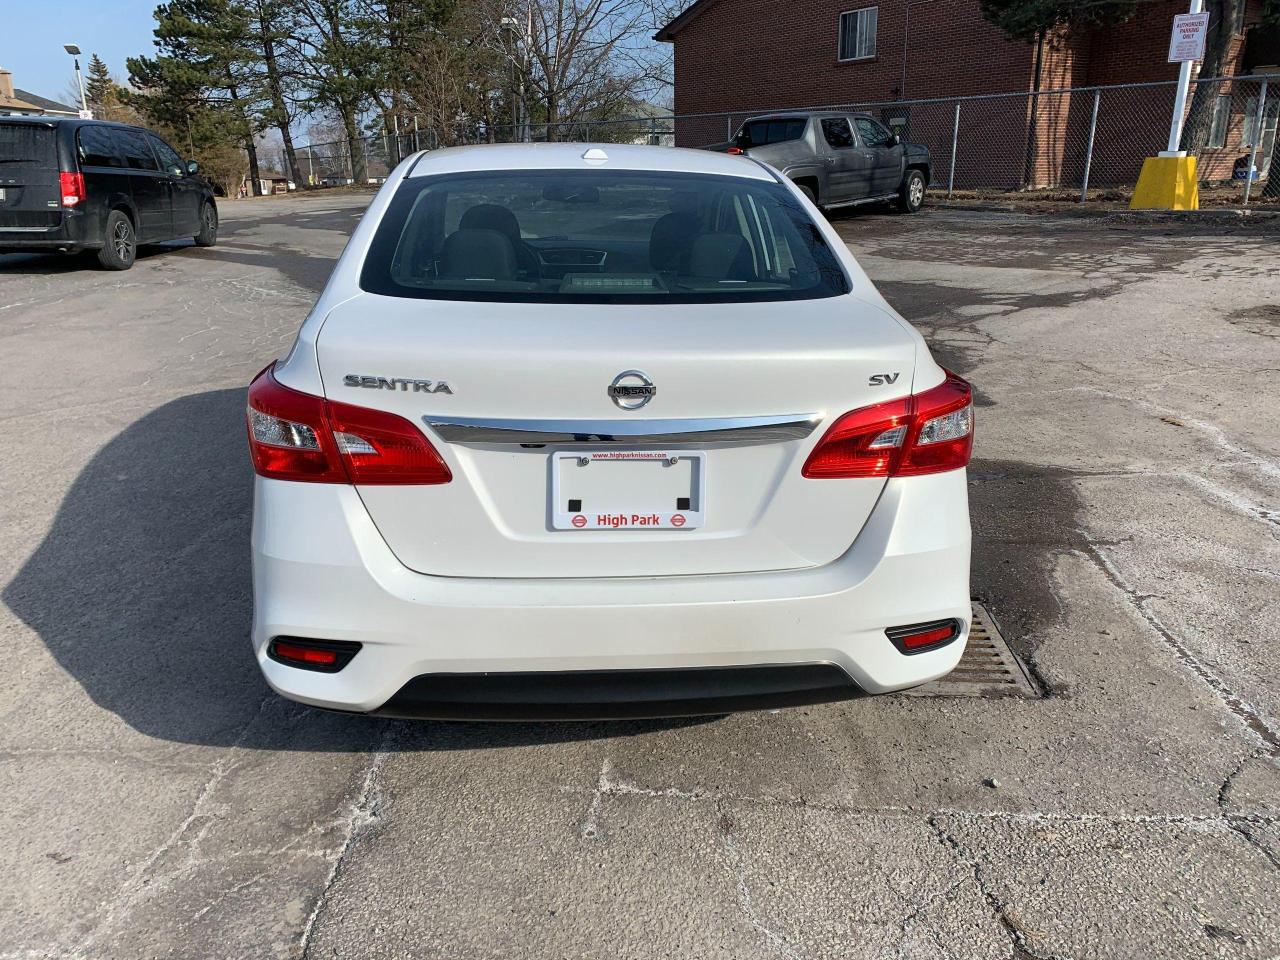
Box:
[868,372,900,386]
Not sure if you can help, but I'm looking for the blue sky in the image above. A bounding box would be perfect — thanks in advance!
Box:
[2,0,158,104]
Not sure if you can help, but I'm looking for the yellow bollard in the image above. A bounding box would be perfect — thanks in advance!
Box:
[1130,155,1199,210]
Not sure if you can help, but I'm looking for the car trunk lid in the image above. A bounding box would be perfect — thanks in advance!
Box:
[315,292,917,579]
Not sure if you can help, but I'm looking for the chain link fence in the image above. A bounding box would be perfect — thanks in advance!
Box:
[263,74,1278,204]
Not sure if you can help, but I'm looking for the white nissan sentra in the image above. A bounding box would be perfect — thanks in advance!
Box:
[247,143,973,719]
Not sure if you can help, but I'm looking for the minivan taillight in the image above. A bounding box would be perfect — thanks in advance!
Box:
[60,171,86,207]
[246,365,452,484]
[802,370,973,479]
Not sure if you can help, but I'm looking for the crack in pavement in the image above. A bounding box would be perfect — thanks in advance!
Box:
[66,691,274,957]
[559,765,1278,830]
[927,816,1073,960]
[1083,545,1280,754]
[1218,750,1280,872]
[716,804,807,960]
[298,725,395,960]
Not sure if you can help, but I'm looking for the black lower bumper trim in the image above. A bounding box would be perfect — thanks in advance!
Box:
[373,663,864,720]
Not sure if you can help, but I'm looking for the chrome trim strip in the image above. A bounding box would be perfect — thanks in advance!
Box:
[425,413,821,445]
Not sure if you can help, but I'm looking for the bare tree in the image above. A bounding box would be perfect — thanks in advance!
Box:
[519,0,673,138]
[288,0,380,182]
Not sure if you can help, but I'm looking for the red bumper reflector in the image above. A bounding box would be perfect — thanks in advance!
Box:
[885,619,961,655]
[274,642,338,666]
[267,637,362,673]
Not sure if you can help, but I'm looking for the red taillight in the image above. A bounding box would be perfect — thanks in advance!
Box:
[802,370,974,479]
[246,367,345,482]
[246,365,452,485]
[325,398,453,485]
[60,171,85,207]
[727,147,744,155]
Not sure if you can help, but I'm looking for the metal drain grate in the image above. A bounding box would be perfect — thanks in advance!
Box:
[900,602,1040,699]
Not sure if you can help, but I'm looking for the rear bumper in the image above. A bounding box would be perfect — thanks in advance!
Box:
[375,664,863,720]
[251,469,972,717]
[0,212,93,252]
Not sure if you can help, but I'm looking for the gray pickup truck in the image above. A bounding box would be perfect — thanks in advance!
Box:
[713,111,932,214]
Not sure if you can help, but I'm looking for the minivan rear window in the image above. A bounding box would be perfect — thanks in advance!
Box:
[0,123,56,167]
[360,169,848,304]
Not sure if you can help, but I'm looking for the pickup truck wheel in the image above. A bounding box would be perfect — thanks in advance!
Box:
[97,211,137,270]
[796,183,817,205]
[898,170,926,213]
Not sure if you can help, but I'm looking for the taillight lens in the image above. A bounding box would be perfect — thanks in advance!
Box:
[803,370,973,479]
[246,365,451,485]
[247,368,346,482]
[326,398,452,484]
[60,171,85,207]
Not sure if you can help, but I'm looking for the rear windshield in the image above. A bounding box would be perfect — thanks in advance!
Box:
[0,124,56,167]
[738,119,806,148]
[360,169,848,304]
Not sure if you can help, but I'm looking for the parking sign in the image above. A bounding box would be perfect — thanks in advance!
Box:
[1168,12,1209,62]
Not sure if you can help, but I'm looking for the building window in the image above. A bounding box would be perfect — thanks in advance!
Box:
[1207,96,1230,148]
[838,7,878,61]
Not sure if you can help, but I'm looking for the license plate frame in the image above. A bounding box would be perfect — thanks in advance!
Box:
[550,450,706,531]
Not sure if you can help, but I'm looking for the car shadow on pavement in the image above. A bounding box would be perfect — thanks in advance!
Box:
[0,245,184,274]
[3,388,711,752]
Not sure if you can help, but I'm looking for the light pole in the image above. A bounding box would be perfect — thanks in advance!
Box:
[499,15,529,142]
[63,44,88,116]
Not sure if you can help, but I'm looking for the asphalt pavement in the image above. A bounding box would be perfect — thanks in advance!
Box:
[1,192,1277,960]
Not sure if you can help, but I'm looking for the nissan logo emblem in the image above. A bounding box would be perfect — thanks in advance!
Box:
[608,370,656,410]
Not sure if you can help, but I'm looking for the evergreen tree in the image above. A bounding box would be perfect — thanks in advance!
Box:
[85,54,114,112]
[128,0,268,194]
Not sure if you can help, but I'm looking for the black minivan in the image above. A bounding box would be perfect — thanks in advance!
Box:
[0,116,217,270]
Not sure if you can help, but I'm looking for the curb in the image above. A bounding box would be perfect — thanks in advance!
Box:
[929,202,1280,224]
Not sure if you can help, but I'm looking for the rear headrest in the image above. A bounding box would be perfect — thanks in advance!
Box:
[649,212,699,272]
[438,228,517,280]
[459,204,522,242]
[684,232,756,281]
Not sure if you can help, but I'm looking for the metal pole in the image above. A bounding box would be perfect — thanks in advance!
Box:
[1243,79,1268,205]
[306,146,314,187]
[1165,0,1204,154]
[414,116,420,153]
[73,58,87,113]
[726,114,732,140]
[1080,89,1101,202]
[947,101,960,198]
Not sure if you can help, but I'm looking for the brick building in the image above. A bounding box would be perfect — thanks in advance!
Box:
[656,1,1279,188]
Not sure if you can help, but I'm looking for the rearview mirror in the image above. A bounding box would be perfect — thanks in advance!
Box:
[890,133,902,147]
[186,160,200,176]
